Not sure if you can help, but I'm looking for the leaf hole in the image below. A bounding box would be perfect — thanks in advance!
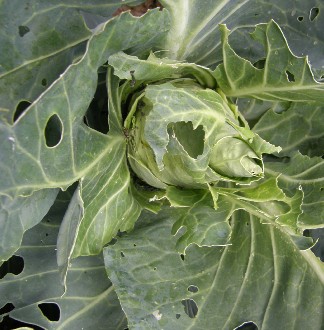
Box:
[187,285,199,293]
[180,254,185,261]
[14,100,31,122]
[297,16,304,21]
[176,313,181,319]
[309,7,319,21]
[236,321,258,329]
[169,122,205,159]
[83,68,109,134]
[252,59,266,69]
[286,70,295,82]
[0,316,44,330]
[133,243,137,247]
[108,238,118,246]
[181,299,198,318]
[320,187,323,191]
[18,25,30,37]
[0,303,15,316]
[121,251,125,257]
[44,114,63,147]
[38,303,60,321]
[0,255,24,279]
[153,267,157,271]
[41,78,47,86]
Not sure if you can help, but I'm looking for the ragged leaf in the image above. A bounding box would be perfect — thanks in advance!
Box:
[166,187,231,253]
[214,20,324,102]
[0,9,170,197]
[265,152,324,229]
[0,0,143,123]
[254,103,324,157]
[104,208,324,330]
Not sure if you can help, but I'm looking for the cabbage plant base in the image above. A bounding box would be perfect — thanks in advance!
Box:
[0,1,324,330]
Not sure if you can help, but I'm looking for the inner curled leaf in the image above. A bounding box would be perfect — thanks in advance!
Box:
[168,121,205,159]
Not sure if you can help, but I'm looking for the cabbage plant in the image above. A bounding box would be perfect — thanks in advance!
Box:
[0,1,324,329]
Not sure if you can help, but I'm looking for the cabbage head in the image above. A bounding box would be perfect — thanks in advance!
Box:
[109,52,279,189]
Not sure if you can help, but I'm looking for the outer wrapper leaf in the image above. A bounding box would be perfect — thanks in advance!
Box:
[254,103,324,157]
[214,20,324,102]
[0,10,170,261]
[0,189,126,330]
[0,9,170,197]
[104,208,324,330]
[265,153,324,229]
[160,0,324,77]
[0,188,58,262]
[166,187,232,253]
[0,0,143,123]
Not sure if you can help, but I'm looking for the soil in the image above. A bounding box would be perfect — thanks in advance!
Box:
[113,0,163,17]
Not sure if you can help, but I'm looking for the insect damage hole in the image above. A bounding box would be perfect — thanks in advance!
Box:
[170,122,205,159]
[0,303,15,316]
[236,321,258,329]
[181,299,198,318]
[309,7,319,21]
[252,59,266,69]
[44,114,63,147]
[18,25,30,37]
[83,67,109,134]
[14,100,31,122]
[0,255,24,279]
[286,70,295,82]
[38,303,60,321]
[187,285,199,293]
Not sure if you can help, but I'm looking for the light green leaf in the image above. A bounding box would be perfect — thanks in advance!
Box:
[0,188,58,262]
[141,82,272,182]
[109,51,216,88]
[166,187,232,252]
[57,185,83,287]
[254,103,324,157]
[214,20,324,102]
[209,177,306,246]
[0,9,170,197]
[0,189,126,330]
[72,137,142,257]
[266,152,324,229]
[104,208,324,329]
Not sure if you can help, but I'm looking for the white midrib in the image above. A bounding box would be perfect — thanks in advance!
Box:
[224,82,324,99]
[165,1,190,58]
